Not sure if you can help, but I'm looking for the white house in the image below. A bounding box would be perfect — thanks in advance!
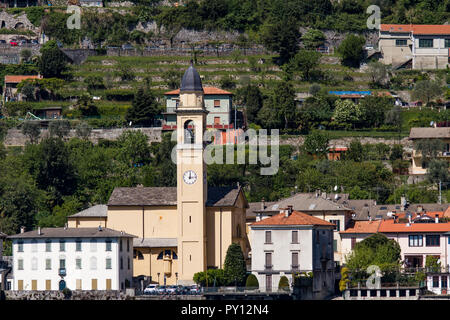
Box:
[250,207,335,298]
[8,226,135,291]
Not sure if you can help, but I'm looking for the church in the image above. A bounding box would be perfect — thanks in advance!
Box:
[68,64,250,286]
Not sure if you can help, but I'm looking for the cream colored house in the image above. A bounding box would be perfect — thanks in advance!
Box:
[409,127,450,175]
[68,64,249,286]
[379,24,450,69]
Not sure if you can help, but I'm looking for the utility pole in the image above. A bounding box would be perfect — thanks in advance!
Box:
[439,180,442,204]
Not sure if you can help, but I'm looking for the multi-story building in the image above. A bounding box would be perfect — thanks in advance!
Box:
[8,227,135,291]
[163,86,235,130]
[250,207,335,298]
[409,127,450,175]
[379,24,450,69]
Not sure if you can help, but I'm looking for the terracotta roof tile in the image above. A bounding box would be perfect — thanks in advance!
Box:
[340,220,381,234]
[378,219,450,233]
[4,75,42,83]
[165,86,232,95]
[251,210,335,227]
[380,24,450,35]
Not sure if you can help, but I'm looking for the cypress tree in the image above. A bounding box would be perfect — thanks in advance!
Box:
[223,243,247,286]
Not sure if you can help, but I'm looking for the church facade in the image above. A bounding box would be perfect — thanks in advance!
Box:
[68,65,249,286]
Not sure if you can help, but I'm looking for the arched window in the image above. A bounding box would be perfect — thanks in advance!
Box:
[90,256,97,270]
[184,120,195,144]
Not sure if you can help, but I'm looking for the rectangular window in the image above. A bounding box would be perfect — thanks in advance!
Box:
[18,241,23,252]
[46,240,51,252]
[445,39,450,48]
[46,259,51,270]
[76,279,82,290]
[76,258,82,270]
[120,257,123,270]
[333,239,338,252]
[106,240,112,252]
[265,252,272,269]
[92,279,98,290]
[18,280,23,290]
[127,239,130,252]
[409,235,423,247]
[128,257,130,270]
[120,239,123,252]
[18,259,23,270]
[442,276,448,288]
[292,252,299,270]
[292,231,299,244]
[106,258,112,270]
[265,231,272,244]
[59,240,65,252]
[31,280,37,290]
[426,235,440,247]
[45,280,51,291]
[59,259,65,269]
[214,100,220,107]
[433,276,440,288]
[76,240,82,252]
[396,39,407,46]
[419,39,434,48]
[330,220,340,231]
[106,279,112,290]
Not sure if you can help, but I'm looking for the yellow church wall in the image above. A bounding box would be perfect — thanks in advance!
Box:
[133,247,179,285]
[67,217,107,228]
[107,206,143,237]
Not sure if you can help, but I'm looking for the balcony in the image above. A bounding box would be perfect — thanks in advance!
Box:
[58,268,66,277]
[264,265,273,271]
[291,265,299,272]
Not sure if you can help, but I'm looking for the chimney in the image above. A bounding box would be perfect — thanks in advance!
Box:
[20,226,25,234]
[435,214,439,224]
[98,225,102,231]
[38,227,41,235]
[417,205,423,213]
[369,216,372,222]
[393,214,397,223]
[261,198,265,211]
[322,192,327,199]
[315,190,320,198]
[64,223,68,230]
[287,205,293,216]
[408,214,412,225]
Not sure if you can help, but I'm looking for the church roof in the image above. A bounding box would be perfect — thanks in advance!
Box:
[108,186,246,208]
[180,64,203,92]
[133,238,177,248]
[68,204,108,218]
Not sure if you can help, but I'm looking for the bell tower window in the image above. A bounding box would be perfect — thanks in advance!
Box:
[184,120,195,144]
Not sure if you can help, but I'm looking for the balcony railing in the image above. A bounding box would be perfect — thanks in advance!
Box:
[264,264,273,271]
[291,265,299,272]
[58,268,66,277]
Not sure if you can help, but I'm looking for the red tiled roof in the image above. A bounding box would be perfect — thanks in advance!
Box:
[165,86,232,95]
[380,24,450,35]
[378,218,450,233]
[340,220,381,234]
[251,210,335,227]
[5,75,42,83]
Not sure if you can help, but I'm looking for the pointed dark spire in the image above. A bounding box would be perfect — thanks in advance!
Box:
[180,63,203,92]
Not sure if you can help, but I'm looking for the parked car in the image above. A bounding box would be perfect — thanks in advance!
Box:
[10,41,18,46]
[31,39,39,45]
[155,285,167,294]
[143,284,158,295]
[19,39,27,46]
[189,285,201,294]
[122,43,133,50]
[166,285,178,294]
[0,40,6,44]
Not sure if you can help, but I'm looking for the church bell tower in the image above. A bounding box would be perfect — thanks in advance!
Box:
[176,63,208,284]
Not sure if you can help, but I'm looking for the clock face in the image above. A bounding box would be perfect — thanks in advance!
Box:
[183,170,197,185]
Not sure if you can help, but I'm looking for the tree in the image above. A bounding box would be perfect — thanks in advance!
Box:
[163,69,182,89]
[49,120,71,139]
[278,275,290,291]
[425,255,441,273]
[223,242,247,286]
[301,29,326,49]
[117,130,151,167]
[346,139,363,162]
[339,267,350,292]
[260,17,301,65]
[75,122,92,140]
[84,75,105,91]
[289,50,321,81]
[303,130,329,156]
[236,84,263,124]
[35,137,77,201]
[219,75,236,89]
[367,61,390,88]
[259,81,297,129]
[346,233,401,278]
[359,96,393,128]
[332,99,362,128]
[193,269,226,287]
[337,35,365,68]
[76,94,100,117]
[125,87,160,127]
[20,49,33,64]
[412,80,443,105]
[390,144,403,161]
[414,139,445,168]
[38,40,68,78]
[384,105,402,130]
[245,274,259,289]
[21,121,41,144]
[427,159,450,184]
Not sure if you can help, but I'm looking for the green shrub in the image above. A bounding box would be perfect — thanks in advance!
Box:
[193,269,226,287]
[245,274,259,289]
[278,276,290,291]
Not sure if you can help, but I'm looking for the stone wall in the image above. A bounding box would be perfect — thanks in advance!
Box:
[5,290,134,300]
[0,11,36,31]
[4,127,162,147]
